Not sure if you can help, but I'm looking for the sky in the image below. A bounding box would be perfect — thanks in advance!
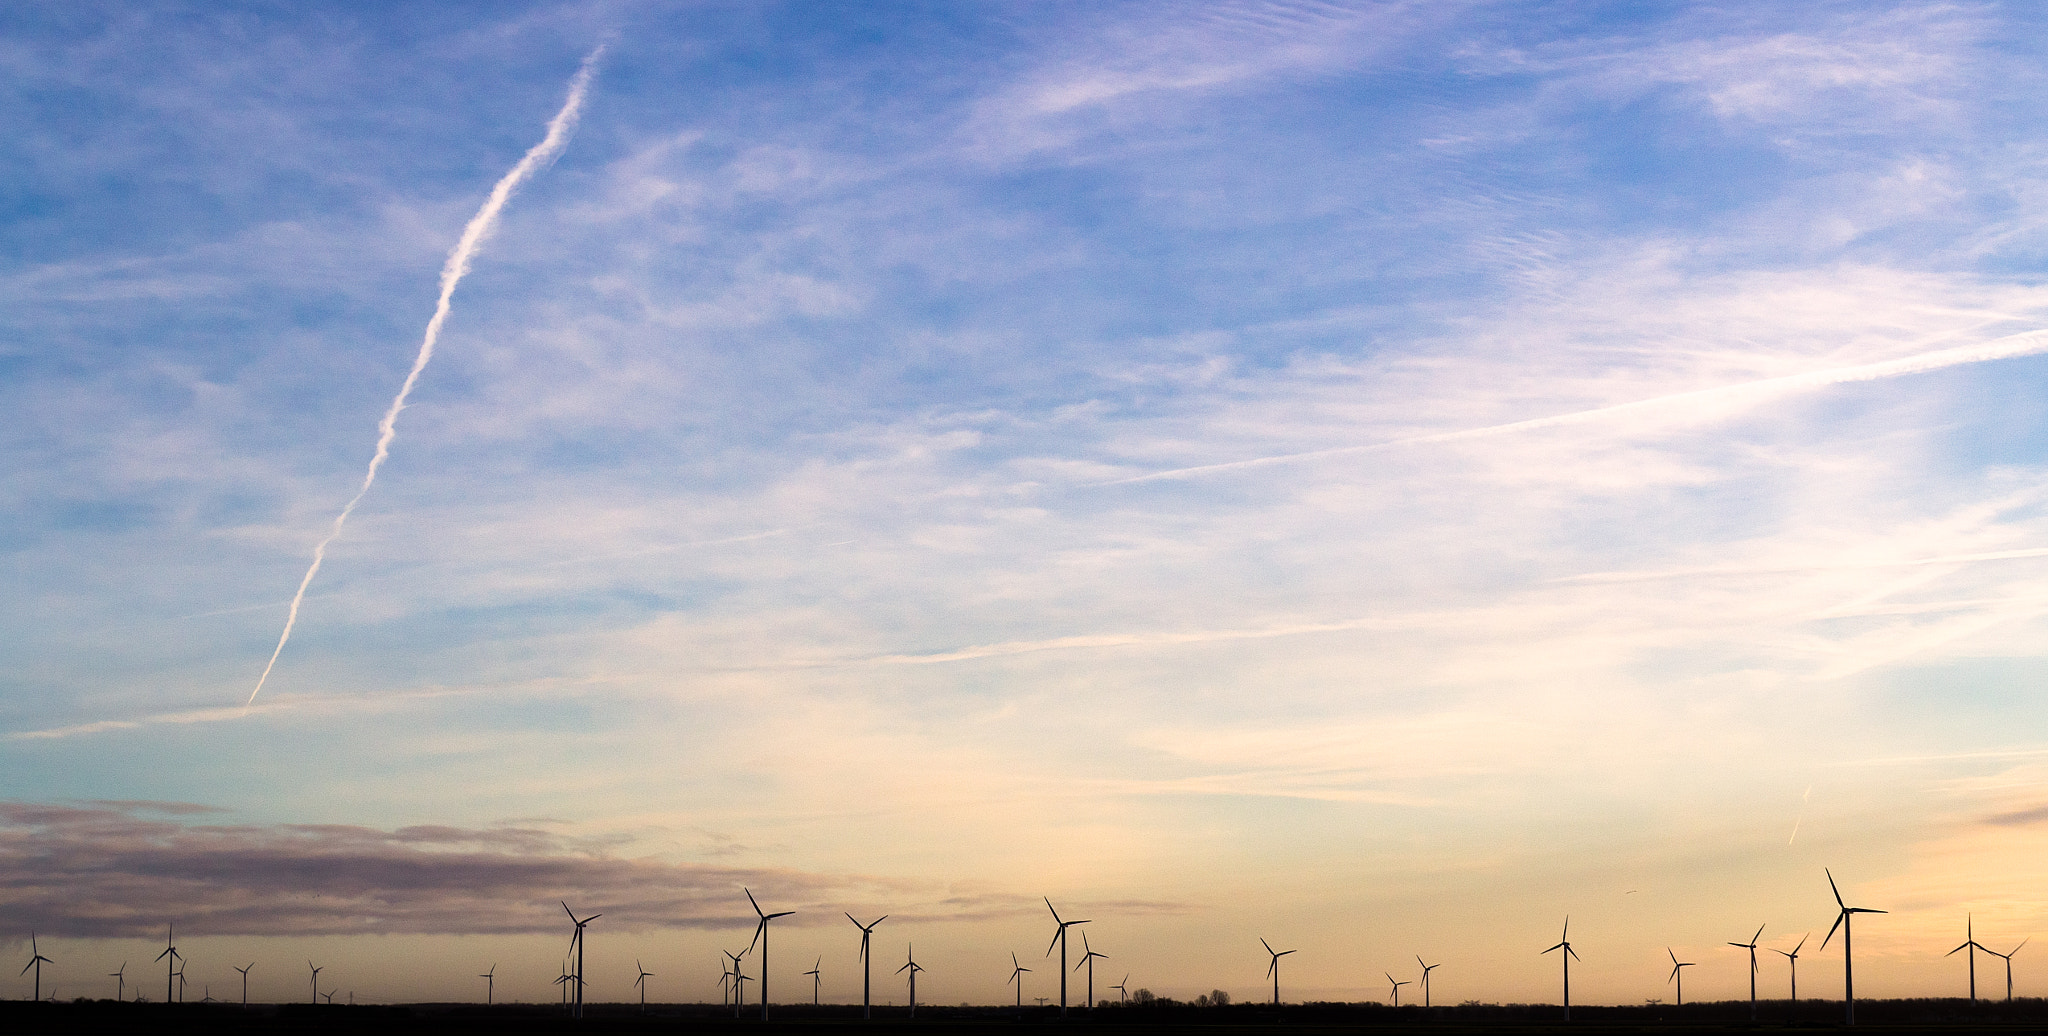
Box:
[6,0,2048,1009]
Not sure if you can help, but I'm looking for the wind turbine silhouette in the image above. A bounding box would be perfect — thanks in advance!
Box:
[562,902,600,1020]
[480,963,495,1005]
[1386,972,1409,1007]
[846,913,887,1020]
[1008,951,1031,1014]
[635,959,654,1013]
[1946,914,1986,1002]
[234,962,254,1007]
[896,944,924,1018]
[1112,973,1129,1005]
[156,925,178,1004]
[1261,938,1295,1007]
[321,989,335,1005]
[1542,917,1579,1022]
[308,962,323,1005]
[1044,898,1089,1016]
[1075,930,1109,1009]
[1987,937,2027,1003]
[1667,948,1696,1006]
[1821,868,1886,1026]
[724,949,748,1019]
[744,888,793,1021]
[804,957,821,1006]
[19,933,52,1002]
[111,961,126,1002]
[1773,933,1808,1003]
[1416,956,1440,1007]
[1728,923,1764,1021]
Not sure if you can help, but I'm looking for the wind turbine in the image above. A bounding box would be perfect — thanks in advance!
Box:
[1044,898,1089,1016]
[804,957,821,1007]
[562,901,600,1020]
[19,933,52,1002]
[479,964,495,1005]
[1261,938,1295,1007]
[846,912,887,1020]
[1008,952,1031,1014]
[234,962,254,1007]
[1386,972,1410,1007]
[156,925,178,1004]
[1416,956,1440,1008]
[111,961,126,1002]
[1728,923,1764,1021]
[1987,937,2027,1003]
[1946,914,1986,1003]
[1542,917,1579,1022]
[1821,868,1886,1026]
[1773,933,1808,1003]
[321,989,335,1005]
[895,944,924,1018]
[724,949,748,1019]
[1112,974,1129,1005]
[1075,931,1109,1009]
[635,959,654,1013]
[744,888,794,1021]
[174,964,186,1003]
[308,962,323,1005]
[1667,948,1696,1006]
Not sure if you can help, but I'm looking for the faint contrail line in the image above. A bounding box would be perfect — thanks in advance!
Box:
[1103,327,2048,485]
[246,49,603,707]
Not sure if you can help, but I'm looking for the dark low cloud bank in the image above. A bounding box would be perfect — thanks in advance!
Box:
[0,802,1185,938]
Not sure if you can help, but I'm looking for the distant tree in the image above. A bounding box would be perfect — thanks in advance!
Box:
[1133,988,1156,1005]
[1210,989,1231,1006]
[1193,994,1210,1008]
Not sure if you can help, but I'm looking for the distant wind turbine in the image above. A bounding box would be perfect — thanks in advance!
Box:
[479,963,495,1005]
[846,913,887,1020]
[563,901,600,1020]
[896,944,924,1018]
[636,959,654,1013]
[1112,974,1129,1005]
[308,962,323,1006]
[234,962,254,1007]
[804,957,821,1007]
[744,888,794,1021]
[1386,972,1409,1007]
[1075,931,1109,1009]
[1773,933,1808,1003]
[110,961,126,1002]
[1008,952,1031,1014]
[1946,914,1986,1003]
[1821,868,1886,1026]
[19,933,53,1002]
[1044,899,1090,1016]
[1728,923,1764,1021]
[156,925,178,1004]
[724,949,748,1019]
[1987,937,2027,1003]
[1667,948,1696,1006]
[1416,956,1440,1007]
[1261,938,1295,1007]
[1542,917,1579,1022]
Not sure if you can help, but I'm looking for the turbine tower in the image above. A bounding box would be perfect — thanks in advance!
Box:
[895,944,924,1018]
[562,901,600,1020]
[1008,952,1031,1014]
[155,925,178,1004]
[307,962,323,1005]
[804,957,821,1006]
[1261,938,1295,1007]
[234,962,254,1007]
[846,913,887,1020]
[1728,923,1764,1021]
[480,963,495,1005]
[1987,937,2027,1004]
[635,960,654,1013]
[744,888,793,1021]
[19,933,53,1002]
[1946,914,1986,1003]
[1416,956,1440,1008]
[1112,974,1129,1005]
[724,949,748,1019]
[1075,931,1109,1009]
[1821,868,1886,1027]
[1386,972,1409,1007]
[1542,917,1579,1022]
[1667,948,1696,1006]
[111,961,126,1002]
[1044,898,1090,1016]
[1772,933,1808,1003]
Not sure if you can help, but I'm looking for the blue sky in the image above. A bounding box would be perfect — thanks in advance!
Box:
[7,0,2048,1007]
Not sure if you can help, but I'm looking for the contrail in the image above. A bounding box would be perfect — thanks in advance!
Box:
[246,49,603,707]
[1105,326,2048,485]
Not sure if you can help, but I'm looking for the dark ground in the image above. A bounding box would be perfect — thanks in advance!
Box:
[4,998,2047,1035]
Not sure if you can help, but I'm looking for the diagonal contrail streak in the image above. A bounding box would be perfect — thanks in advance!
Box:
[247,49,603,707]
[1103,326,2048,485]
